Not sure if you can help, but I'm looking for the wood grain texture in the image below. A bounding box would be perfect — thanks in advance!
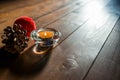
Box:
[0,0,76,25]
[84,18,120,80]
[45,14,118,80]
[0,0,111,47]
[0,0,45,13]
[0,0,81,47]
[0,0,119,80]
[23,0,111,53]
[0,8,118,80]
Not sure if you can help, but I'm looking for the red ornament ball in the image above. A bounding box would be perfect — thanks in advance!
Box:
[14,16,36,37]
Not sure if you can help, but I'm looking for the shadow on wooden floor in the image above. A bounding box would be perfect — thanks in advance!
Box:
[0,45,52,76]
[0,47,18,68]
[10,45,52,76]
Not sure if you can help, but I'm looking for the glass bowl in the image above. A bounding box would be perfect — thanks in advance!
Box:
[31,28,61,54]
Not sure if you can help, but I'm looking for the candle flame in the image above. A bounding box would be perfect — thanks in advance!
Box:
[44,32,47,38]
[44,32,47,36]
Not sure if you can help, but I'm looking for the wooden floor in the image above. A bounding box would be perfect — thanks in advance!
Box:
[0,0,120,80]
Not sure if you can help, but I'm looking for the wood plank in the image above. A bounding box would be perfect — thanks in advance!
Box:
[35,0,82,28]
[84,18,120,80]
[0,0,92,14]
[0,0,111,30]
[0,0,76,23]
[0,0,107,47]
[23,0,111,52]
[23,14,118,80]
[36,0,111,28]
[0,0,117,80]
[1,8,118,80]
[0,0,45,13]
[0,0,103,29]
[0,0,81,47]
[42,0,112,44]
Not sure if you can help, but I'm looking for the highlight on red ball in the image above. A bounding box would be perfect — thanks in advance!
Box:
[14,16,36,37]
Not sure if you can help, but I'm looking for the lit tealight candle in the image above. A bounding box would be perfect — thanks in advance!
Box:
[38,31,54,39]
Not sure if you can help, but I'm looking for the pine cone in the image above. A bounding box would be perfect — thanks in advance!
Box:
[1,24,29,54]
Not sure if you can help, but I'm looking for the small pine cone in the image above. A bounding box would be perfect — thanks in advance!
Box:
[1,24,29,54]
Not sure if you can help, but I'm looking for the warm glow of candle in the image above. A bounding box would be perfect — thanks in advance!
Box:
[38,31,54,38]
